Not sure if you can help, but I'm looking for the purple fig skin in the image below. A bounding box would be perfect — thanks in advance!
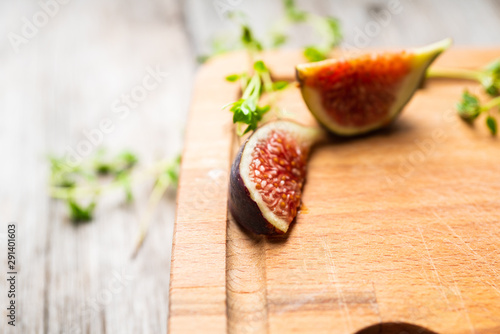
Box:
[229,140,282,235]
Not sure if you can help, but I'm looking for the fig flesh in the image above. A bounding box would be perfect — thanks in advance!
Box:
[229,120,320,235]
[296,38,452,136]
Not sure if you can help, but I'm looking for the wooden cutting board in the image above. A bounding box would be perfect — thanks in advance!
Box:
[168,49,500,334]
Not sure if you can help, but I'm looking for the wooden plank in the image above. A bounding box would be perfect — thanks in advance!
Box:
[1,0,500,332]
[0,0,194,333]
[169,53,245,333]
[0,35,50,334]
[169,48,500,333]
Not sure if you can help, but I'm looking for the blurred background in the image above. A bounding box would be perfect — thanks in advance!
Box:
[1,0,499,333]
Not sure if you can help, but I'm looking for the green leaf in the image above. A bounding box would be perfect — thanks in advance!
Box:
[92,150,138,176]
[95,163,112,175]
[196,55,210,64]
[485,58,500,74]
[486,116,497,135]
[225,74,240,82]
[303,46,327,62]
[283,0,295,11]
[257,105,270,116]
[272,81,289,91]
[253,60,267,72]
[284,0,307,22]
[165,155,181,185]
[325,17,342,47]
[456,90,481,121]
[481,75,499,97]
[229,95,269,135]
[482,58,500,97]
[241,25,253,45]
[119,151,138,167]
[254,41,263,51]
[67,199,96,222]
[240,24,263,53]
[49,156,78,188]
[271,33,287,48]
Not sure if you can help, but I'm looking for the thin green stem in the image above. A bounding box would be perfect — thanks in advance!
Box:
[261,68,274,93]
[49,159,171,199]
[50,182,111,199]
[427,67,481,81]
[481,96,500,112]
[251,74,262,100]
[242,73,260,99]
[306,14,332,50]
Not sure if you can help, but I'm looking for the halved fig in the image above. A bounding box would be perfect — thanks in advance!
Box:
[229,120,321,235]
[296,38,452,136]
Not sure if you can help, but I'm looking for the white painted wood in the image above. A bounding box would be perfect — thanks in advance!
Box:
[0,0,193,333]
[0,0,499,332]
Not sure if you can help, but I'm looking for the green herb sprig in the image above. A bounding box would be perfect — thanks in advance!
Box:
[428,58,500,133]
[224,58,289,135]
[223,23,290,136]
[49,149,139,222]
[275,0,342,62]
[457,90,500,135]
[49,150,181,255]
[428,58,500,97]
[132,154,181,258]
[201,0,342,64]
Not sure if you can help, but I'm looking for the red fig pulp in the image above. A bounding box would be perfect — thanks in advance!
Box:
[229,120,320,234]
[297,39,452,136]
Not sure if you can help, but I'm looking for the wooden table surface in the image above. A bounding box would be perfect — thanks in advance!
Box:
[169,48,500,334]
[1,0,499,333]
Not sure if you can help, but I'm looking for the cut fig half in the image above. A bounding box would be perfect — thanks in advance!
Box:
[296,38,452,136]
[229,120,321,235]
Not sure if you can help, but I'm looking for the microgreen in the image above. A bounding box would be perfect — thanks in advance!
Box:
[283,0,307,22]
[223,16,308,136]
[225,74,240,82]
[241,25,263,54]
[201,0,342,64]
[273,81,289,91]
[49,149,181,255]
[49,149,139,222]
[303,46,328,62]
[456,90,500,135]
[67,199,96,223]
[429,58,500,132]
[276,0,342,62]
[456,91,481,122]
[132,154,181,258]
[224,67,271,135]
[486,116,497,135]
[428,57,500,97]
[481,59,500,96]
[49,150,181,220]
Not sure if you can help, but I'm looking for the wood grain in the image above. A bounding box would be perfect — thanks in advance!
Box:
[169,49,500,333]
[2,0,500,332]
[0,0,194,333]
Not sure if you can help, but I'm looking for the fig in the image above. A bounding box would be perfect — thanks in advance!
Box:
[296,38,452,136]
[229,120,321,235]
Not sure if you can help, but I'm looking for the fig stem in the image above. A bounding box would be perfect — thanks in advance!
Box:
[427,67,481,81]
